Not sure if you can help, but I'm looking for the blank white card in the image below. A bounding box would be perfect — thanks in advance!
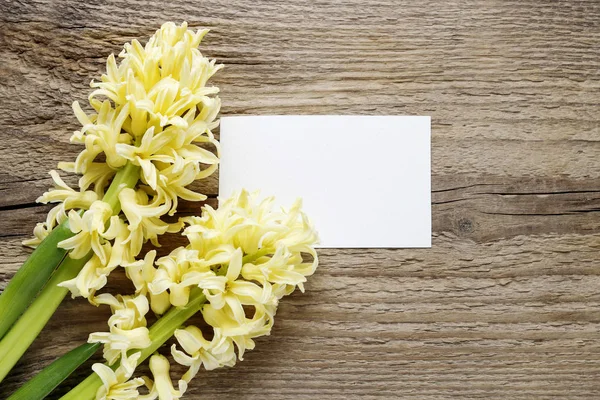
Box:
[219,116,431,248]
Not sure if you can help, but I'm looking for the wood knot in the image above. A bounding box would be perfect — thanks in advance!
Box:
[458,218,474,234]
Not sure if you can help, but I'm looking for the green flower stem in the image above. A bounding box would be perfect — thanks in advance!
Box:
[0,221,71,340]
[7,342,101,400]
[61,288,207,400]
[0,162,140,383]
[0,253,92,381]
[101,162,140,215]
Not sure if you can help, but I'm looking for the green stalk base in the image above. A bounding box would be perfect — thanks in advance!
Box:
[0,254,91,382]
[0,221,71,339]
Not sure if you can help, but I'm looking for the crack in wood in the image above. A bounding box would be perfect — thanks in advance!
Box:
[0,202,40,212]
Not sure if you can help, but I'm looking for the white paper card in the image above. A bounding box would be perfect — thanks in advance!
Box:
[219,115,431,248]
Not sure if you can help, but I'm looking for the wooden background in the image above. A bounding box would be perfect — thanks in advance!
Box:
[1,1,599,398]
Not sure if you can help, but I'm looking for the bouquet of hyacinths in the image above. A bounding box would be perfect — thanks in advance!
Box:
[0,22,221,390]
[2,22,319,400]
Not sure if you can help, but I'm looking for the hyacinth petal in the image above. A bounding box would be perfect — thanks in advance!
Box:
[189,272,227,291]
[225,249,243,281]
[72,101,93,127]
[149,354,184,400]
[224,296,246,325]
[58,161,76,173]
[148,277,172,296]
[49,170,73,191]
[150,291,171,315]
[94,293,122,309]
[173,326,206,355]
[229,280,271,305]
[177,145,219,164]
[92,352,145,400]
[105,54,120,82]
[119,188,170,229]
[169,285,191,307]
[170,344,197,367]
[92,363,119,389]
[138,157,159,190]
[123,250,157,295]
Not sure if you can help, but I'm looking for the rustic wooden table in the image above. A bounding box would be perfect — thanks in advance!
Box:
[1,1,599,399]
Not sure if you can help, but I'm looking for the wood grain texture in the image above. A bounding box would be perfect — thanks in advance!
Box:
[1,0,600,398]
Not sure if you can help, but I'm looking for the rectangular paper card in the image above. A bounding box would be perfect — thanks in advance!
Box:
[219,115,431,248]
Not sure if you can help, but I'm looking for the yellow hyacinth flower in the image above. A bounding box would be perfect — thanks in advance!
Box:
[148,354,187,400]
[88,294,152,367]
[81,190,319,399]
[24,22,222,303]
[58,201,114,262]
[23,171,99,248]
[172,326,236,374]
[92,352,152,400]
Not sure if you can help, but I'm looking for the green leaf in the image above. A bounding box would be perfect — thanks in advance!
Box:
[7,342,100,400]
[0,220,72,339]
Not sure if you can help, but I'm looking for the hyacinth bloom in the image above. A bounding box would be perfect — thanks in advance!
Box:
[0,22,223,386]
[57,190,319,400]
[43,21,222,301]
